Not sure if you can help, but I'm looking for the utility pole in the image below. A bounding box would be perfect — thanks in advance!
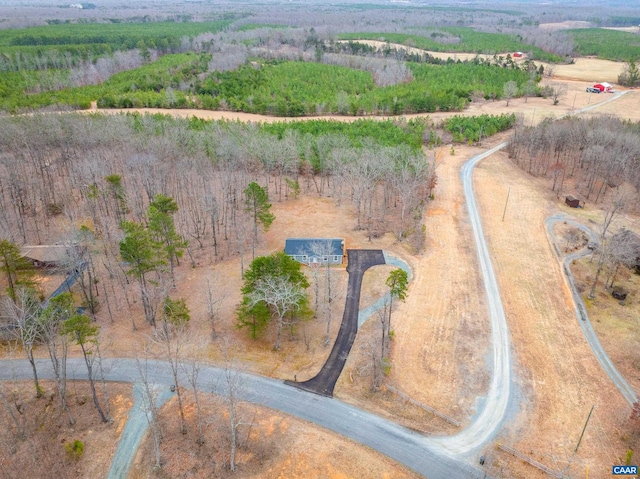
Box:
[574,404,595,453]
[502,187,511,222]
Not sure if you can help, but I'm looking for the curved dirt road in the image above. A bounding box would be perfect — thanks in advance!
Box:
[545,215,639,406]
[432,142,513,456]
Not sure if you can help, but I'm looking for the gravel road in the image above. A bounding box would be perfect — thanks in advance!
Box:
[0,357,486,479]
[2,80,632,479]
[106,383,174,479]
[545,214,638,406]
[432,142,514,457]
[0,146,514,479]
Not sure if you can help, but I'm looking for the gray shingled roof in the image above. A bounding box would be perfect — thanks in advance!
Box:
[21,245,73,263]
[284,238,344,257]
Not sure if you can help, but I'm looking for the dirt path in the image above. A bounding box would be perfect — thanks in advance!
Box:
[545,215,638,406]
[106,383,174,479]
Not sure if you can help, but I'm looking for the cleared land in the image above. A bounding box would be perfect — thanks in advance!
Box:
[2,49,639,478]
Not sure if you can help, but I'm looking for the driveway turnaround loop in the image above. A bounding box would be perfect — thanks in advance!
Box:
[545,215,638,406]
[287,249,386,397]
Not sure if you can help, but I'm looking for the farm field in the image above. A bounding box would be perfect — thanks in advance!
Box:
[1,12,640,479]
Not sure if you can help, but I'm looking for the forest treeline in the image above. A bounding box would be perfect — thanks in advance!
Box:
[1,49,538,114]
[5,17,637,116]
[0,21,571,115]
[0,113,437,254]
[507,117,640,204]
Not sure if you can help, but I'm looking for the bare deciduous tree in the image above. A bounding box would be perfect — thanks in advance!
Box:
[136,351,163,470]
[39,292,74,424]
[205,276,222,340]
[564,227,583,252]
[589,194,625,299]
[217,342,253,473]
[547,82,568,105]
[4,288,42,398]
[503,80,518,106]
[247,275,306,351]
[181,334,208,445]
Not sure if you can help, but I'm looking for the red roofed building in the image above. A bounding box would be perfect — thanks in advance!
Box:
[593,82,613,92]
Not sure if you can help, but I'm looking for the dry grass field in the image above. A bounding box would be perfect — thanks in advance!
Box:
[2,44,640,479]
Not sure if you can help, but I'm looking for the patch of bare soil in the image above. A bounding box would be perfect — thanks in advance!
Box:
[129,393,421,479]
[0,380,132,479]
[539,21,592,31]
[602,26,640,34]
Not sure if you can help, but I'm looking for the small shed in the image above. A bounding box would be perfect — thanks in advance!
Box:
[593,82,613,92]
[565,195,580,208]
[284,238,344,265]
[612,287,628,301]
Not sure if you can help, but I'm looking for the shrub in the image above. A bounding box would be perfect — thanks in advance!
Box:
[65,439,84,461]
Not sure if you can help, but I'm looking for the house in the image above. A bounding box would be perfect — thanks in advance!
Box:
[565,195,581,208]
[284,238,345,265]
[21,244,79,268]
[593,82,613,93]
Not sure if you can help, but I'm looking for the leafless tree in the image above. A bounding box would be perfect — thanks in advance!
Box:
[181,334,208,445]
[503,80,518,106]
[205,276,222,340]
[589,194,625,299]
[217,341,252,473]
[547,82,568,105]
[247,275,306,351]
[564,227,583,252]
[4,288,42,398]
[358,338,384,392]
[152,316,189,434]
[390,151,431,240]
[59,231,99,320]
[135,350,163,470]
[39,294,74,424]
[604,228,640,289]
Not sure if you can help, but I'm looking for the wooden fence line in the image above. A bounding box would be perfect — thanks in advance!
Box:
[498,444,567,479]
[385,385,461,427]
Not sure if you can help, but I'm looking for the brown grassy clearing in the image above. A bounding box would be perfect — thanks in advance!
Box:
[3,49,640,478]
